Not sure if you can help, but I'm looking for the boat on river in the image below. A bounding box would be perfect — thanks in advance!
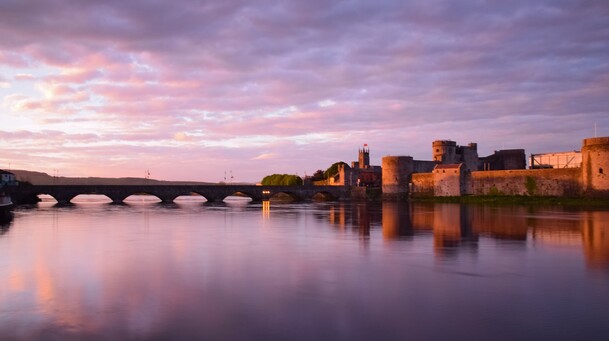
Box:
[0,192,13,213]
[1,170,17,214]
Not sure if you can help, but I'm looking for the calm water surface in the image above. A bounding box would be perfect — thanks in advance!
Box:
[1,196,608,340]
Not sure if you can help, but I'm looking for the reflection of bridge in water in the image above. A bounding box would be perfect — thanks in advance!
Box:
[9,184,348,205]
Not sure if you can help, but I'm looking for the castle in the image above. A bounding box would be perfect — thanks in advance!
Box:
[339,146,383,187]
[335,136,609,198]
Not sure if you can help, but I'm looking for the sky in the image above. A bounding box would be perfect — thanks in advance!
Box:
[1,0,608,182]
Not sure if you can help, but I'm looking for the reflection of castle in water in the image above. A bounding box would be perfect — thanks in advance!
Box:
[326,202,609,269]
[580,212,609,269]
[328,202,381,238]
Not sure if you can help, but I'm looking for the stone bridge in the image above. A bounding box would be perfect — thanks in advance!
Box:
[7,184,348,205]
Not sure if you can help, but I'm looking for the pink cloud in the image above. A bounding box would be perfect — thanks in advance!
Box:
[14,73,36,81]
[0,0,607,182]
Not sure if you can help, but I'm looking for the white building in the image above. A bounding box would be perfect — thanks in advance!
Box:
[530,151,582,169]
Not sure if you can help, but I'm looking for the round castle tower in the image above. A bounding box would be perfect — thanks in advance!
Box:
[582,137,609,196]
[432,140,457,164]
[382,156,414,197]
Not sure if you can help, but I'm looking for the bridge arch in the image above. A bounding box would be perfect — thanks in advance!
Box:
[226,191,257,202]
[311,191,338,201]
[268,191,303,202]
[69,194,113,203]
[34,190,83,205]
[191,191,225,203]
[173,192,208,203]
[123,193,163,203]
[34,192,62,204]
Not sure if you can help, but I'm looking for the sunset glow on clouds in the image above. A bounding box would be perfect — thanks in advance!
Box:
[1,0,608,182]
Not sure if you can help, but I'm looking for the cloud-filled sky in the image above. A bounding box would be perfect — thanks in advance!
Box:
[1,0,608,182]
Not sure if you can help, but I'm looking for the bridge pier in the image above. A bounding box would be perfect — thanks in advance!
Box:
[249,195,263,203]
[158,195,178,204]
[52,193,75,205]
[205,196,225,203]
[107,194,128,204]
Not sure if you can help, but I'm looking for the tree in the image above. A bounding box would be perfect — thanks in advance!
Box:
[324,162,348,178]
[261,174,303,186]
[310,169,325,182]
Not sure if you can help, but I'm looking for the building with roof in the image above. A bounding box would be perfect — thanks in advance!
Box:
[530,151,582,169]
[0,170,17,187]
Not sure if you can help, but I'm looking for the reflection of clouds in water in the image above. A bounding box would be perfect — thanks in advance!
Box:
[1,202,609,339]
[0,204,366,338]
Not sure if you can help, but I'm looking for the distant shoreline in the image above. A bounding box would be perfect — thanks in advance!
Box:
[10,169,254,186]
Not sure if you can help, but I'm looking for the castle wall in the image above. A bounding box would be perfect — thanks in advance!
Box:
[411,168,582,197]
[502,150,527,170]
[332,164,352,186]
[481,149,526,170]
[468,168,582,196]
[461,146,480,172]
[413,160,437,173]
[411,173,434,197]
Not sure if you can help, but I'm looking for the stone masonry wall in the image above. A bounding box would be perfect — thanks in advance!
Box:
[411,168,582,197]
[411,173,434,197]
[433,166,463,196]
[469,168,582,197]
[413,160,437,173]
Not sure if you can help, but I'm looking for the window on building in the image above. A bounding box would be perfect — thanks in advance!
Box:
[600,168,604,174]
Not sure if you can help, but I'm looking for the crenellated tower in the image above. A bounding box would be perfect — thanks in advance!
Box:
[432,140,457,164]
[359,145,370,169]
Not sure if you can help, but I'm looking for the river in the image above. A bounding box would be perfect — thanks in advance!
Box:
[1,196,608,340]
